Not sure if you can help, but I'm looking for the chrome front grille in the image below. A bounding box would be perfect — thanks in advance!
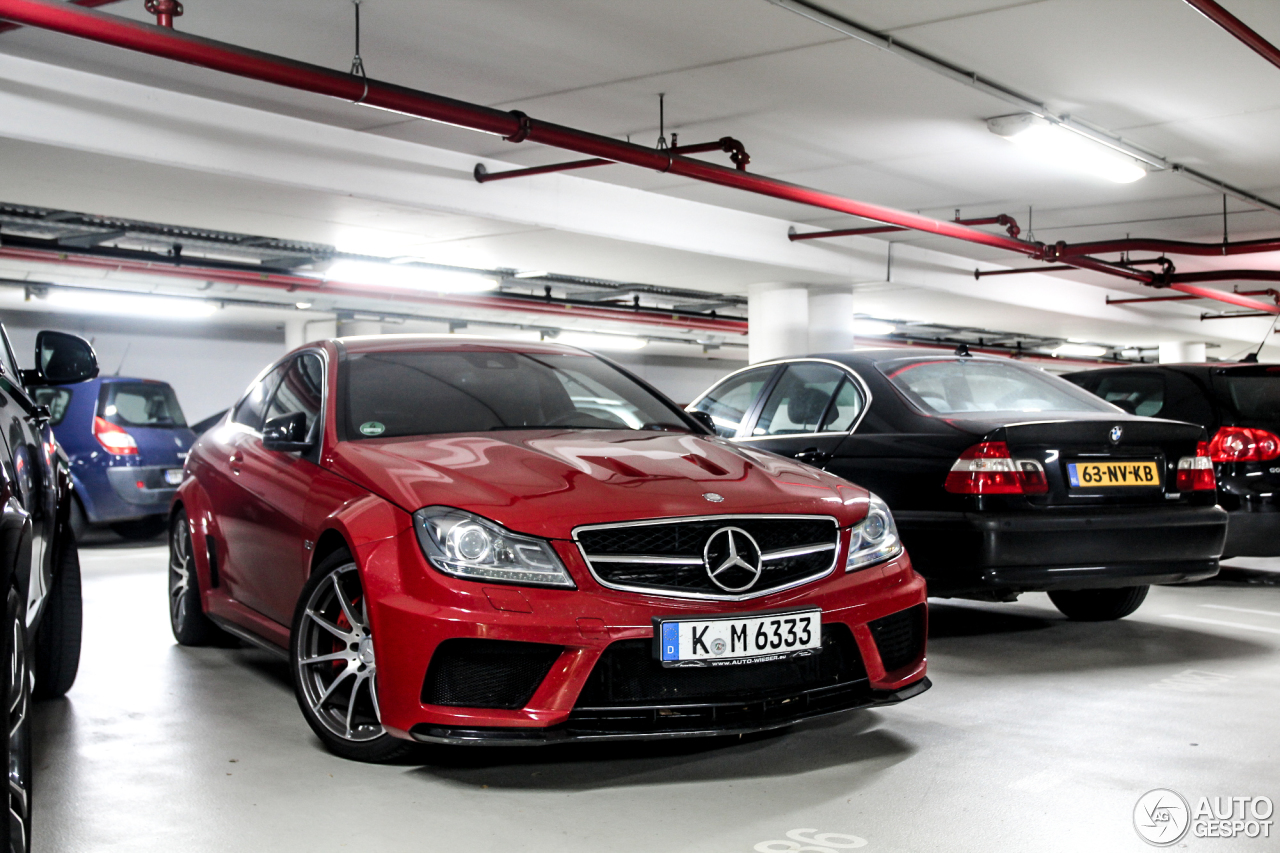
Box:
[575,515,840,600]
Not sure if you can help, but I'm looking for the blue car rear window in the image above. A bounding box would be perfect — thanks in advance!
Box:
[98,382,187,428]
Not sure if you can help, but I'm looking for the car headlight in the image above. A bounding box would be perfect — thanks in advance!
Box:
[413,506,575,589]
[845,493,903,572]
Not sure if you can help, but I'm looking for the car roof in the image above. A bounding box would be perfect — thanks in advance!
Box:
[1064,363,1280,376]
[332,333,591,357]
[759,349,1020,368]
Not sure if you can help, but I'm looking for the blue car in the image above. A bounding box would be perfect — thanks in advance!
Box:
[33,377,196,539]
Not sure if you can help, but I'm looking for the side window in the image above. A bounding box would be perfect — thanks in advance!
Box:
[31,388,72,426]
[819,377,866,432]
[689,367,776,438]
[264,353,324,437]
[232,363,287,431]
[1094,373,1165,417]
[753,363,847,436]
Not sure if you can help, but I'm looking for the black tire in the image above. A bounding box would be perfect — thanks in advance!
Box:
[6,587,32,853]
[32,543,82,700]
[168,511,227,646]
[110,515,168,541]
[1048,585,1150,621]
[290,551,418,763]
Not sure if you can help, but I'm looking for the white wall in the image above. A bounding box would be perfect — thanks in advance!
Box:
[609,354,740,406]
[4,313,286,424]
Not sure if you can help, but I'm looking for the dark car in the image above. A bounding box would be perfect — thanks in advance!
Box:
[0,327,98,852]
[687,350,1229,621]
[1066,362,1280,558]
[32,376,197,539]
[170,337,927,762]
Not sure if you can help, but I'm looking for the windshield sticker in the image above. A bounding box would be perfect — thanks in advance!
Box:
[359,421,386,436]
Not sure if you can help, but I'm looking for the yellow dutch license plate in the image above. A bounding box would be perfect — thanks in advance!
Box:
[1067,460,1161,489]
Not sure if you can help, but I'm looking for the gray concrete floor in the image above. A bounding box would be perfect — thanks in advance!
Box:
[33,543,1280,852]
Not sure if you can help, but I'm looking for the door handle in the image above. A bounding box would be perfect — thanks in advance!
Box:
[229,452,244,474]
[794,447,829,465]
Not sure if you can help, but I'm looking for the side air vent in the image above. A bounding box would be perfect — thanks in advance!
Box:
[421,639,562,710]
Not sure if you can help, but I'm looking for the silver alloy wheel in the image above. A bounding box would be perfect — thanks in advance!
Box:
[168,520,192,630]
[8,593,29,853]
[295,564,383,742]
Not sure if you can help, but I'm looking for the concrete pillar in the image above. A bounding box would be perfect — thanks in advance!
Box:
[284,319,306,351]
[807,287,855,353]
[339,320,382,337]
[748,284,809,364]
[1159,341,1206,363]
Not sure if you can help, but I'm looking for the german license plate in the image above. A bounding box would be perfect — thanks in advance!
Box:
[164,468,183,486]
[656,609,821,667]
[1067,460,1160,488]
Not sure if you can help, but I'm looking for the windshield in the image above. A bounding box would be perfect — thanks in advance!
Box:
[98,382,188,428]
[881,358,1114,416]
[343,350,688,439]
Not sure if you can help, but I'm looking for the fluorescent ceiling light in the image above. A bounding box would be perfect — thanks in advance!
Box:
[556,332,647,351]
[46,290,217,320]
[326,260,498,293]
[852,319,896,337]
[295,301,313,309]
[512,270,549,279]
[1052,343,1108,358]
[988,114,1147,184]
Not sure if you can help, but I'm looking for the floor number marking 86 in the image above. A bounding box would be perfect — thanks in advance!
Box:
[754,828,867,852]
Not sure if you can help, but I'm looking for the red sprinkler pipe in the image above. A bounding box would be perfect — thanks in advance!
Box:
[792,214,1021,242]
[0,244,749,333]
[475,138,748,183]
[0,0,120,34]
[143,0,181,28]
[0,0,1039,258]
[1184,0,1280,72]
[1167,283,1280,314]
[1052,235,1280,258]
[0,0,1267,313]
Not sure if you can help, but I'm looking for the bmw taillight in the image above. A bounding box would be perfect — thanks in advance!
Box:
[1207,426,1280,462]
[1176,441,1216,491]
[93,416,138,456]
[944,441,1048,495]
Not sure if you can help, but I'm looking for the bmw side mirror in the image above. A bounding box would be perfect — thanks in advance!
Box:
[25,330,99,386]
[688,410,717,435]
[262,412,313,453]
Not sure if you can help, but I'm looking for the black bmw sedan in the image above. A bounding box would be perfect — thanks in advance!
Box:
[1066,361,1280,559]
[687,350,1228,621]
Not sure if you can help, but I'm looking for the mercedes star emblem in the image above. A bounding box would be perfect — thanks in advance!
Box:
[1110,425,1124,444]
[703,527,763,592]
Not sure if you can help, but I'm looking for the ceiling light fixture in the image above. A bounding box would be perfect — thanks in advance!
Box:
[325,260,499,293]
[45,289,217,320]
[988,114,1147,184]
[555,332,647,351]
[295,301,314,309]
[1051,343,1108,358]
[852,319,896,337]
[512,270,549,279]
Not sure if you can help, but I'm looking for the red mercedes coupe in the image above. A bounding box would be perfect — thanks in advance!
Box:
[169,336,928,762]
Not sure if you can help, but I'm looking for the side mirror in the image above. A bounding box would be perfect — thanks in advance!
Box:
[687,410,717,434]
[262,412,313,453]
[27,331,99,386]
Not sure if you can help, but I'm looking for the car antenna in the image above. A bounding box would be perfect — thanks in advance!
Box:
[1242,352,1259,363]
[954,343,971,357]
[113,342,130,376]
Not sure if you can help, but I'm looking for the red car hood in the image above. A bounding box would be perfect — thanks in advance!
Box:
[326,430,869,539]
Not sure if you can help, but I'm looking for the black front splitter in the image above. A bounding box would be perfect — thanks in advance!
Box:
[408,677,931,747]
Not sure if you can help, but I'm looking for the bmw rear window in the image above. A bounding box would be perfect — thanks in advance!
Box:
[98,382,187,428]
[880,357,1114,416]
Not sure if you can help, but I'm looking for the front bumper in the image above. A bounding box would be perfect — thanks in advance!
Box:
[897,505,1227,595]
[360,529,928,743]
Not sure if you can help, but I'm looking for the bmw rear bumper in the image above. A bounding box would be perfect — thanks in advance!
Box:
[897,505,1227,596]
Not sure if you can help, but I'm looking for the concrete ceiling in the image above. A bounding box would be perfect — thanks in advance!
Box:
[2,0,1280,355]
